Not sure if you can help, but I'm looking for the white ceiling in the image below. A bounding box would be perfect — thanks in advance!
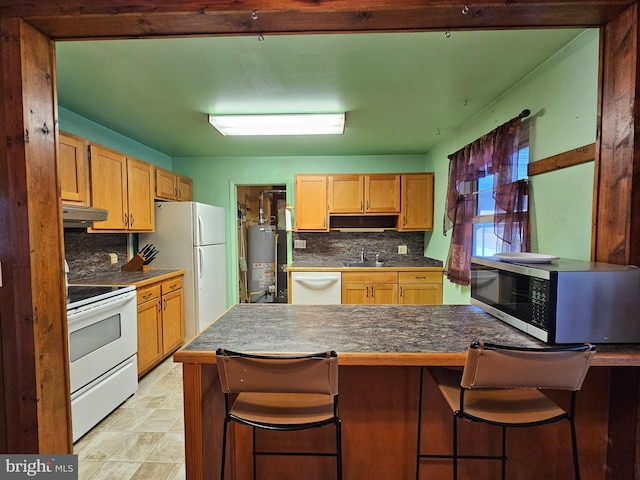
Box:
[55,29,587,158]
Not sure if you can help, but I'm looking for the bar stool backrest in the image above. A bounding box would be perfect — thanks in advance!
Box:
[460,341,596,391]
[216,349,338,395]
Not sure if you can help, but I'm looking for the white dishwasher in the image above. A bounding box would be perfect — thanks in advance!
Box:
[290,271,342,304]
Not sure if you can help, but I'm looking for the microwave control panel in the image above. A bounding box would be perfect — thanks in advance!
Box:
[529,277,549,331]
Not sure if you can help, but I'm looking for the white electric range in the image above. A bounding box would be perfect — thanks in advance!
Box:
[66,284,138,442]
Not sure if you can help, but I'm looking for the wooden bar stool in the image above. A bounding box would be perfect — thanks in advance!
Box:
[416,341,596,479]
[215,349,342,480]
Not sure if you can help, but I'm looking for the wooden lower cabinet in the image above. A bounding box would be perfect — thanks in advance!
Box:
[398,271,443,305]
[340,269,442,304]
[136,274,184,376]
[342,271,398,304]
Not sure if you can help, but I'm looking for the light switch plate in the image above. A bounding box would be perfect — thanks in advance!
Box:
[398,245,408,254]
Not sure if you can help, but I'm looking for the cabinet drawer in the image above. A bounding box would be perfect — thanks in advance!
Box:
[137,284,161,304]
[342,271,398,283]
[398,271,441,284]
[161,276,183,294]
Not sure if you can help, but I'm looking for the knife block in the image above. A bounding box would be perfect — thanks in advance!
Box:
[121,253,150,271]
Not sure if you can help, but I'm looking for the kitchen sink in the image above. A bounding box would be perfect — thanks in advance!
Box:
[342,260,387,267]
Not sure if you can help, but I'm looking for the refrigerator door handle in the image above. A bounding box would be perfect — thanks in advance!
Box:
[198,247,204,278]
[197,215,204,246]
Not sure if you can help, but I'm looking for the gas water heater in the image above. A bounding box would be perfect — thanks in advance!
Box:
[247,225,276,303]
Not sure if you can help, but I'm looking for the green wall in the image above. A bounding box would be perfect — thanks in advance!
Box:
[59,107,172,169]
[424,29,599,304]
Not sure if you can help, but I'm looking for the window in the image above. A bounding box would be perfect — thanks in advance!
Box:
[472,128,530,257]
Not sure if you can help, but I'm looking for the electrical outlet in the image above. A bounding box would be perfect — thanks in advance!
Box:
[398,245,408,254]
[108,253,118,264]
[294,239,307,249]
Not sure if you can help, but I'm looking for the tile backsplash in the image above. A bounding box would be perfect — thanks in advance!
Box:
[64,230,128,281]
[292,231,434,266]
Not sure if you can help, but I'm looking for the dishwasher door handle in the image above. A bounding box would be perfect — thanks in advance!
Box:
[294,276,340,283]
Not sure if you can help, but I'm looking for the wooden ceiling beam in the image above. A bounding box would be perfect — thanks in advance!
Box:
[0,1,635,39]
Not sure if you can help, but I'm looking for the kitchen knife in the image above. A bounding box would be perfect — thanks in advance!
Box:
[144,251,158,265]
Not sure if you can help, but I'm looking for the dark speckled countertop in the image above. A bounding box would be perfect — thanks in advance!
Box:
[174,304,640,366]
[70,269,185,288]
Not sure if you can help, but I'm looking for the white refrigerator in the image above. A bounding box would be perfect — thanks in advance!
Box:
[140,201,226,342]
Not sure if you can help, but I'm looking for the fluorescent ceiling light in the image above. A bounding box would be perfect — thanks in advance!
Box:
[208,113,345,136]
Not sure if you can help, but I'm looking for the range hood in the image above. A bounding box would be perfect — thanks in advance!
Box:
[62,205,109,228]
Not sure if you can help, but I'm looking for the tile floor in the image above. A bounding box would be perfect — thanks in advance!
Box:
[73,357,185,480]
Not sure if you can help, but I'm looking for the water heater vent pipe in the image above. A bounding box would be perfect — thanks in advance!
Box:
[259,189,286,225]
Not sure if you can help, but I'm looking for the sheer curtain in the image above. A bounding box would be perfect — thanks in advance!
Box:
[443,115,530,286]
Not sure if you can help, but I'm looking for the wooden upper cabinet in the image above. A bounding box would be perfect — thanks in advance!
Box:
[365,174,400,213]
[295,175,328,231]
[126,157,154,231]
[329,175,364,213]
[177,175,193,201]
[89,145,154,231]
[155,167,177,200]
[89,145,128,230]
[58,132,88,204]
[329,174,400,214]
[154,166,193,201]
[398,173,434,231]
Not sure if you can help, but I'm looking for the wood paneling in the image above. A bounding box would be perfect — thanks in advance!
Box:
[595,4,640,267]
[178,361,611,480]
[528,143,596,176]
[2,1,633,40]
[0,18,71,453]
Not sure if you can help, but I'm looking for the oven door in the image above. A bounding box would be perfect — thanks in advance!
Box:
[67,290,137,393]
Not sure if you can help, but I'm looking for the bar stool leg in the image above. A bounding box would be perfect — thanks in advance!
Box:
[416,367,424,480]
[220,418,229,480]
[452,414,459,480]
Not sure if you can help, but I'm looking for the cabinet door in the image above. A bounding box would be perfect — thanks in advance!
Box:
[398,271,442,304]
[162,288,184,354]
[398,284,442,305]
[341,283,369,304]
[89,145,128,230]
[370,283,398,304]
[126,158,155,231]
[328,175,364,213]
[398,173,434,231]
[295,175,328,231]
[365,174,400,213]
[58,133,88,204]
[155,167,177,200]
[177,175,193,201]
[137,297,163,376]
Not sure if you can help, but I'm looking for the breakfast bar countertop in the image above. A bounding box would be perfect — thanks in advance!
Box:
[175,303,640,366]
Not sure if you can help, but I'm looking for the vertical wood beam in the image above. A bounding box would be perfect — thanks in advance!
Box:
[597,4,640,480]
[595,3,640,266]
[0,17,72,453]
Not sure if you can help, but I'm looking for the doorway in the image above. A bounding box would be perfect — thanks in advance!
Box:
[236,185,288,303]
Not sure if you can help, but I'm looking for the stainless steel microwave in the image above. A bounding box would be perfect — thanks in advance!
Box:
[471,256,640,344]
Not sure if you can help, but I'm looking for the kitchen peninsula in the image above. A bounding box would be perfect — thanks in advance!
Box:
[173,304,640,480]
